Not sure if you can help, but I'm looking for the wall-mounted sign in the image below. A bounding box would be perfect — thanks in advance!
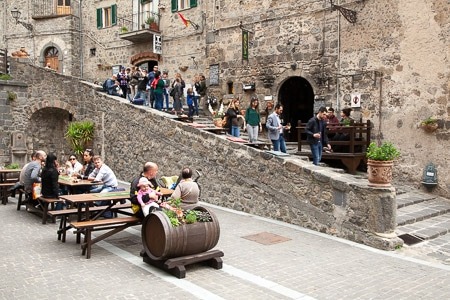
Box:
[112,65,121,76]
[153,35,162,54]
[351,92,361,108]
[209,64,219,86]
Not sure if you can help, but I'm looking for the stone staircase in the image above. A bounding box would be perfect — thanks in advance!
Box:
[395,187,450,246]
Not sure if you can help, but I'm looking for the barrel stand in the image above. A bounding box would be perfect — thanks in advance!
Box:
[141,249,224,278]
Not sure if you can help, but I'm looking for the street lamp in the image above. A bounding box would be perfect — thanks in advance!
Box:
[10,7,34,31]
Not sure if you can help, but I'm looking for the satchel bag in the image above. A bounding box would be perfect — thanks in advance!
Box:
[32,182,41,200]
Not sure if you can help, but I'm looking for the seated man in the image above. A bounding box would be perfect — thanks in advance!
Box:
[23,150,47,202]
[88,156,118,218]
[170,167,200,209]
[88,156,118,193]
[130,162,160,219]
[106,75,121,96]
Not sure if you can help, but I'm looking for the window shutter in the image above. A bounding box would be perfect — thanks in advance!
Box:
[96,8,103,29]
[111,4,117,26]
[190,0,197,8]
[171,0,178,12]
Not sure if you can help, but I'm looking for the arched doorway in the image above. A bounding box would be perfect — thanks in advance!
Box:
[278,76,315,142]
[136,60,158,72]
[44,47,59,71]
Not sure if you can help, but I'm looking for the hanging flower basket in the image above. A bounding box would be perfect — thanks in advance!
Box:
[420,123,438,133]
[420,117,438,133]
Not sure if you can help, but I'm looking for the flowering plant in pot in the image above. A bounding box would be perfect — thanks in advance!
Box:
[366,141,400,187]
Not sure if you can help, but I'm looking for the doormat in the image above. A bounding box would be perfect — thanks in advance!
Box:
[242,232,291,245]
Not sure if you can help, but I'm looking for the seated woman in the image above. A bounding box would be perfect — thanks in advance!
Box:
[340,107,354,126]
[332,107,355,152]
[169,167,200,209]
[65,154,83,177]
[41,153,64,210]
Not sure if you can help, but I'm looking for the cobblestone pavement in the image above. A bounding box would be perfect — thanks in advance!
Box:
[1,196,450,300]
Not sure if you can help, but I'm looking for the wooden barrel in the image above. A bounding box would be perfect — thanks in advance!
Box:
[142,206,220,260]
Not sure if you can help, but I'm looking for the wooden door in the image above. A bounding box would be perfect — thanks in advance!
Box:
[44,47,59,72]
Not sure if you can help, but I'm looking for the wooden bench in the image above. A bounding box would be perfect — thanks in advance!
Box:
[296,120,371,174]
[26,197,66,224]
[0,182,16,205]
[48,203,132,242]
[71,216,141,259]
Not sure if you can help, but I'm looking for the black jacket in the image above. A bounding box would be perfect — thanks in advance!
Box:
[41,167,59,198]
[306,116,329,145]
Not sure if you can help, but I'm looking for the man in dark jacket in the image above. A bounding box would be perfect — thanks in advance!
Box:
[306,106,331,165]
[130,162,160,219]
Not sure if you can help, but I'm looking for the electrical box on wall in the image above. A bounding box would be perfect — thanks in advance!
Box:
[243,83,255,91]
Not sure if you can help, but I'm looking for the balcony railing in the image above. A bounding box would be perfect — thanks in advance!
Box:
[118,11,160,43]
[32,0,80,18]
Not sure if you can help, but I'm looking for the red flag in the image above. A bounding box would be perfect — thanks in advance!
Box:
[178,12,189,27]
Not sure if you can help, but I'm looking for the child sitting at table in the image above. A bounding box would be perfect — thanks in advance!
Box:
[136,177,162,217]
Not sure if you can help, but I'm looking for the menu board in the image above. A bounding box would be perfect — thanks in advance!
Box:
[209,64,219,86]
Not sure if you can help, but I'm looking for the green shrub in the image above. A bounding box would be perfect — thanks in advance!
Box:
[366,142,400,161]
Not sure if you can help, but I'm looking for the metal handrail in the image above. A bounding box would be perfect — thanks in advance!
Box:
[117,11,160,33]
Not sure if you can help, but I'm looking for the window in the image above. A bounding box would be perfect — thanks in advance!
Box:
[171,0,197,12]
[96,4,117,29]
[57,0,71,15]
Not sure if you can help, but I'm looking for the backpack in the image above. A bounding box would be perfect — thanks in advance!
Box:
[102,79,109,92]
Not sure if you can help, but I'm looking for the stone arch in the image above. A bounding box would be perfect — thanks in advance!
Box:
[276,75,315,142]
[28,105,75,161]
[26,99,76,120]
[38,42,64,72]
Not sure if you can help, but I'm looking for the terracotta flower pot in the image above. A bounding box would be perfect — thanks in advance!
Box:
[367,159,394,187]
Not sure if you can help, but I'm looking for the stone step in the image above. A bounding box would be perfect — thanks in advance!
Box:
[396,197,450,226]
[396,190,436,208]
[395,213,450,242]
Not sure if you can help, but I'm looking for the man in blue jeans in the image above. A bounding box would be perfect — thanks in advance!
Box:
[88,155,118,217]
[306,106,332,165]
[266,103,288,153]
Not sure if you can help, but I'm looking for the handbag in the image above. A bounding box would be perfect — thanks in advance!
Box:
[32,182,41,200]
[169,88,176,97]
[221,116,228,128]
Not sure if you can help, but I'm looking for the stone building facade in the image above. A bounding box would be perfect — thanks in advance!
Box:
[0,0,449,194]
[0,60,402,250]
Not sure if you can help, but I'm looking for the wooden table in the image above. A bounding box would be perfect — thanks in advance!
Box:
[58,175,99,194]
[60,191,131,243]
[0,169,21,205]
[159,187,174,197]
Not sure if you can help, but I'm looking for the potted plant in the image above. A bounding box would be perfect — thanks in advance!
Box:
[141,198,220,261]
[366,141,400,187]
[208,102,225,127]
[145,16,158,31]
[64,120,95,156]
[119,26,128,33]
[420,117,438,133]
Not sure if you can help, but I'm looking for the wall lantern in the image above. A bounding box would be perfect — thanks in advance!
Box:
[10,7,33,31]
[421,162,438,191]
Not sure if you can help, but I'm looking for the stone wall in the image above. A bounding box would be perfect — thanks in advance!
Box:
[1,60,403,250]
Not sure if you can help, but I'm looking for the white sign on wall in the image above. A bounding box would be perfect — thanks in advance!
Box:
[351,92,361,108]
[153,35,162,54]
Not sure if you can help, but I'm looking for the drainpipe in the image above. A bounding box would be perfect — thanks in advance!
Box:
[336,0,341,112]
[79,0,83,78]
